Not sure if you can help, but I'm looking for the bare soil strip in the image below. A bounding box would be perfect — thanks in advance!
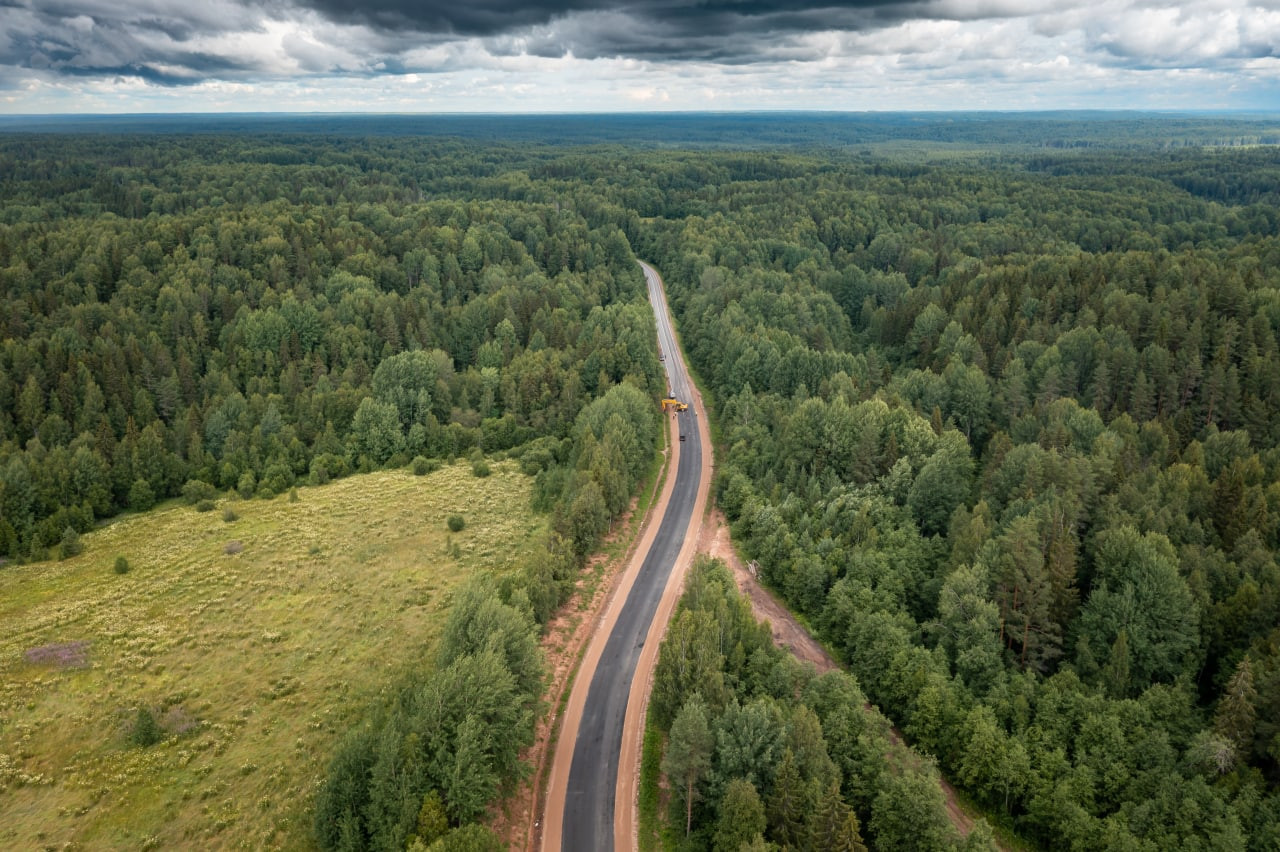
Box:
[697,507,989,843]
[492,433,674,851]
[615,386,713,851]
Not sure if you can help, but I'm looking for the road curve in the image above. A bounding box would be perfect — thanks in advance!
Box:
[542,261,707,851]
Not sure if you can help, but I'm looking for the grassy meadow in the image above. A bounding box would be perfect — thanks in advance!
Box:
[0,461,543,850]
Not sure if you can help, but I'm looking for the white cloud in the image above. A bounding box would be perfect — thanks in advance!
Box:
[0,0,1277,111]
[625,86,669,102]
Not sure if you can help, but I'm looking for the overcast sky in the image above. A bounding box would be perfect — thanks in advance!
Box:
[1,0,1277,113]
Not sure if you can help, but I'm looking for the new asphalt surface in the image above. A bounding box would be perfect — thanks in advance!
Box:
[560,262,702,851]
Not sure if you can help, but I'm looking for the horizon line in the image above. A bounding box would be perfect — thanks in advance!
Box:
[3,108,1280,119]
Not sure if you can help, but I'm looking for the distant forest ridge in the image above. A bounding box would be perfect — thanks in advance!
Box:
[1,111,1278,149]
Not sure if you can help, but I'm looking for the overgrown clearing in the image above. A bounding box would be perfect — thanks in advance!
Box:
[0,461,542,850]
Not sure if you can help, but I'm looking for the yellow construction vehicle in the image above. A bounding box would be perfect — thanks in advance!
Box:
[661,398,688,413]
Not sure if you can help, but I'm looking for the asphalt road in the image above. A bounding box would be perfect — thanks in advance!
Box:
[559,262,703,851]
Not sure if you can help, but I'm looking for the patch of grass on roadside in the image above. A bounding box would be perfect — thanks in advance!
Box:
[638,717,665,852]
[0,461,542,851]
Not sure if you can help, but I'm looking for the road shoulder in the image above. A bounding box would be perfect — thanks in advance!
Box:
[539,409,684,851]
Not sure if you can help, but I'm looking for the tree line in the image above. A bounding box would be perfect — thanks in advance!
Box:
[311,379,659,851]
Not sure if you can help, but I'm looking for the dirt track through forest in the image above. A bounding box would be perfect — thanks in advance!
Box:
[697,508,985,842]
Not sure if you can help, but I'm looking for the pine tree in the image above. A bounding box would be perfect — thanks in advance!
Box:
[807,779,867,852]
[1042,498,1080,631]
[59,526,83,560]
[1214,656,1257,757]
[714,778,766,852]
[130,706,163,747]
[766,749,807,849]
[662,696,713,837]
[1102,629,1132,699]
[1130,369,1155,421]
[993,514,1061,673]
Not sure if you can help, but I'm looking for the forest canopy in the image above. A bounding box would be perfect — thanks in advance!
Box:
[2,116,1279,849]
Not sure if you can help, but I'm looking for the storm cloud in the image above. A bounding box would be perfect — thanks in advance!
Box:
[295,0,927,59]
[0,0,1276,110]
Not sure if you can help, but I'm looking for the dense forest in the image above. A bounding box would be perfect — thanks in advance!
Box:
[0,135,663,561]
[0,131,664,848]
[633,140,1280,848]
[2,118,1278,849]
[650,555,995,851]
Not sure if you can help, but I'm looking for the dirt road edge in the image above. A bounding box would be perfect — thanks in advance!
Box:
[540,411,684,851]
[614,273,715,852]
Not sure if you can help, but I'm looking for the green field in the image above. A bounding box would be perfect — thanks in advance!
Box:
[0,461,543,851]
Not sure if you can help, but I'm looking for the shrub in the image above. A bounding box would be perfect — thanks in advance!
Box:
[416,790,449,846]
[517,436,561,475]
[129,478,156,511]
[222,507,238,523]
[225,540,244,555]
[195,499,216,513]
[114,555,130,574]
[130,707,164,747]
[59,526,83,560]
[181,479,218,505]
[429,825,504,851]
[260,462,294,494]
[310,453,349,486]
[236,471,257,500]
[471,459,491,478]
[447,515,466,533]
[289,487,300,503]
[412,456,437,476]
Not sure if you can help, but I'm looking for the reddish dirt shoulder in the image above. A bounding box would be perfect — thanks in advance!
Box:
[616,405,712,850]
[531,411,685,852]
[698,508,838,675]
[490,431,676,852]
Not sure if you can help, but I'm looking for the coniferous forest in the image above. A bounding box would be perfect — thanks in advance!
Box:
[2,115,1279,849]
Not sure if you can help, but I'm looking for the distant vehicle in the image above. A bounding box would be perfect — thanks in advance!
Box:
[679,434,686,442]
[661,398,688,412]
[659,352,665,361]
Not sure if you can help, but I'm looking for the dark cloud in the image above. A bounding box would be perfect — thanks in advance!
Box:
[471,1,930,63]
[301,0,606,35]
[0,1,269,80]
[57,59,246,85]
[0,0,1271,100]
[0,0,930,82]
[295,0,930,62]
[300,0,910,41]
[3,26,243,84]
